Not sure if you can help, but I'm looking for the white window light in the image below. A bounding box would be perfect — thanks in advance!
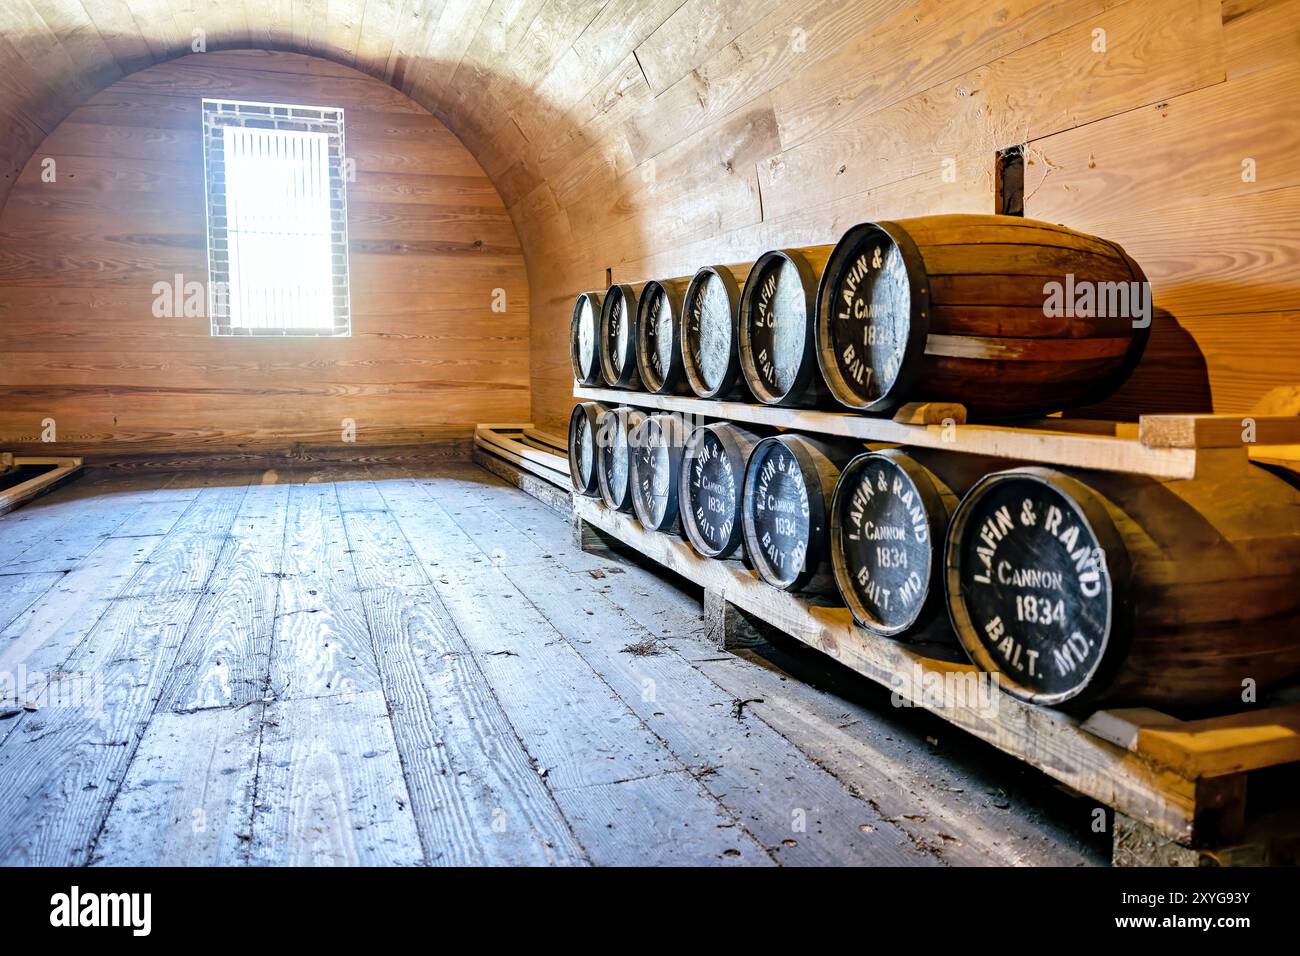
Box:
[202,99,351,336]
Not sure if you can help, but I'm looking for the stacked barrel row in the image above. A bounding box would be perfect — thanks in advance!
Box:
[568,213,1300,711]
[571,214,1154,419]
[570,405,1300,711]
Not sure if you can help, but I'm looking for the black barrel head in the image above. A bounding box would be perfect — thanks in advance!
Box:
[742,437,820,590]
[831,450,945,636]
[680,425,745,558]
[740,250,818,405]
[570,291,604,385]
[945,469,1130,706]
[815,222,928,412]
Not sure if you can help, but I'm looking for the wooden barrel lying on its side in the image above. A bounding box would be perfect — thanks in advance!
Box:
[570,291,605,386]
[742,434,858,593]
[945,465,1300,708]
[739,247,834,406]
[599,282,644,389]
[567,401,608,496]
[636,277,692,394]
[681,263,753,400]
[678,422,764,559]
[630,414,689,533]
[830,448,1002,642]
[596,406,646,513]
[814,214,1151,418]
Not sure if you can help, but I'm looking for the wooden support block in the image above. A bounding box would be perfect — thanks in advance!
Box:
[703,589,780,652]
[572,513,620,553]
[1084,703,1300,778]
[891,402,967,425]
[1113,813,1207,867]
[1139,413,1300,448]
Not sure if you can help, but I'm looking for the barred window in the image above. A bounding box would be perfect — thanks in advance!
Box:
[202,99,351,336]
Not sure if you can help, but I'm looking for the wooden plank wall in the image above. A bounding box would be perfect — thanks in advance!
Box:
[479,0,1299,431]
[0,50,529,457]
[0,2,1294,446]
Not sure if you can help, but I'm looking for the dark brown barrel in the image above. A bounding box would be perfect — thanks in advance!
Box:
[830,448,998,641]
[599,282,644,389]
[945,465,1300,709]
[636,277,692,394]
[741,434,858,593]
[681,263,753,400]
[567,401,607,496]
[630,413,688,532]
[739,247,834,406]
[596,406,645,513]
[678,422,763,559]
[570,291,604,385]
[814,214,1151,418]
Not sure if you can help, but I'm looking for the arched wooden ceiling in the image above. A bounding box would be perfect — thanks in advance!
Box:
[0,0,621,219]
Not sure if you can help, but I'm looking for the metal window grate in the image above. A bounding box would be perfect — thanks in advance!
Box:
[202,99,351,337]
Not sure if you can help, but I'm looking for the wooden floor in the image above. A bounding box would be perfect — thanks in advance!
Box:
[0,460,1104,866]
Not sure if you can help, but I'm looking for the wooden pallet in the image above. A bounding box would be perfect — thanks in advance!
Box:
[572,495,1300,865]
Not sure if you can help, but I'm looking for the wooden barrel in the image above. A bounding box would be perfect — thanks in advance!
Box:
[567,401,607,496]
[739,247,834,406]
[678,422,763,559]
[570,291,605,385]
[630,413,689,532]
[681,263,753,400]
[944,464,1300,708]
[636,277,692,394]
[741,434,858,593]
[596,406,646,513]
[814,214,1151,418]
[599,282,644,389]
[830,448,999,641]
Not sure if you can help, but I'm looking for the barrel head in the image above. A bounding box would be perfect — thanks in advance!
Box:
[680,426,746,558]
[637,280,685,393]
[631,414,685,532]
[597,407,642,513]
[682,266,743,398]
[599,283,640,388]
[567,402,603,496]
[570,292,603,384]
[945,469,1130,706]
[740,251,819,405]
[816,222,928,412]
[742,437,821,590]
[831,450,946,637]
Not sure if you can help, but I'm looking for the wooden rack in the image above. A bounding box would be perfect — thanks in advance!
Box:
[574,494,1300,864]
[574,385,1300,480]
[569,383,1300,864]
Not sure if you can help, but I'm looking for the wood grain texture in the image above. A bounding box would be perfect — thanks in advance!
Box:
[0,50,528,457]
[0,2,1292,442]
